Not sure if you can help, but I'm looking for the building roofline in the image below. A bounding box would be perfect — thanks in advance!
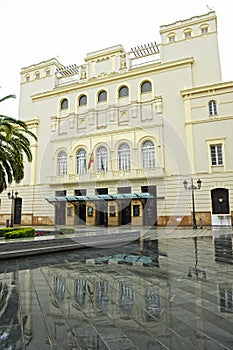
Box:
[160,11,216,33]
[181,81,233,97]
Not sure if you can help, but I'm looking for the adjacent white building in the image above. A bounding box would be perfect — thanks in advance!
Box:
[1,11,233,228]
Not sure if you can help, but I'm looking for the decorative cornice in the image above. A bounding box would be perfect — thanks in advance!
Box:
[21,58,63,74]
[181,81,233,98]
[25,117,40,127]
[185,115,233,126]
[160,12,216,33]
[50,123,164,143]
[85,45,125,61]
[32,57,194,101]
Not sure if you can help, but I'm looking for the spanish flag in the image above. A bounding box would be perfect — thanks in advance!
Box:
[88,152,94,170]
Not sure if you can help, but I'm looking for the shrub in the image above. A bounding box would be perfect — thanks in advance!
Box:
[0,227,21,237]
[4,228,35,239]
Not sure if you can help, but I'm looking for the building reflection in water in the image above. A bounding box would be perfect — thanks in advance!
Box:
[3,234,233,349]
[74,278,86,305]
[54,275,66,302]
[214,234,233,263]
[213,232,233,313]
[145,288,161,321]
[187,237,206,281]
[96,281,109,309]
[119,283,134,313]
[219,286,233,313]
[0,271,31,349]
[141,238,159,267]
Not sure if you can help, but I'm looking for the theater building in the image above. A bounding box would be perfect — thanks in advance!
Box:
[1,11,233,227]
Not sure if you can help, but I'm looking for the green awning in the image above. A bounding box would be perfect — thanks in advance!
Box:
[45,193,154,203]
[135,192,154,199]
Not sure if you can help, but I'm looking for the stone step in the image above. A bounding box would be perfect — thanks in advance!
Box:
[0,231,140,259]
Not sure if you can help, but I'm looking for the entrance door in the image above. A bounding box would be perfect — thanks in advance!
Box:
[14,197,22,224]
[121,201,131,225]
[211,188,231,226]
[74,189,86,225]
[96,188,108,226]
[55,190,66,225]
[99,202,108,226]
[74,202,86,225]
[142,186,157,226]
[55,202,66,225]
[143,199,157,226]
[211,188,229,214]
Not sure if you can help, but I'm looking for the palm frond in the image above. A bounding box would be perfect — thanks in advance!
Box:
[0,95,16,103]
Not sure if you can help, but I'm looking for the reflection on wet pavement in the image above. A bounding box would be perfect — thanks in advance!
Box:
[0,228,233,349]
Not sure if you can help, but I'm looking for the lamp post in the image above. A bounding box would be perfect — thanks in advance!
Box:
[183,177,202,229]
[7,190,18,227]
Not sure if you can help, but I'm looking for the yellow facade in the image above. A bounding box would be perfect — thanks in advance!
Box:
[1,11,233,228]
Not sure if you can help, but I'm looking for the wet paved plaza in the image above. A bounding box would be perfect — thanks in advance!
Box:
[0,227,233,349]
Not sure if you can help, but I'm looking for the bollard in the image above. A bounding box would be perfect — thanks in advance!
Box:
[6,219,9,227]
[200,217,203,229]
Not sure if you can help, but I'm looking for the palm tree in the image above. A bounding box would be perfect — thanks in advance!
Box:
[0,94,37,193]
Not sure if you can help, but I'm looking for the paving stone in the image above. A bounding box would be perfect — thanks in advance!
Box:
[0,227,233,349]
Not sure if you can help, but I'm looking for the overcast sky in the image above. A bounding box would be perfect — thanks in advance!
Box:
[0,0,232,118]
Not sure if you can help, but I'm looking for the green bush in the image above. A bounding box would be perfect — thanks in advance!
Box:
[0,227,21,237]
[4,228,35,239]
[59,227,75,235]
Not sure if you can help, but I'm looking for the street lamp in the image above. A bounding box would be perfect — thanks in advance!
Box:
[7,190,18,227]
[183,177,202,229]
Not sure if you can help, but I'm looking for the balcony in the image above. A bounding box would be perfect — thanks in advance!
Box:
[49,167,164,185]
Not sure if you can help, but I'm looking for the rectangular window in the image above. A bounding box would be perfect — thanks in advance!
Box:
[117,187,131,194]
[210,145,223,166]
[95,188,108,195]
[74,189,86,196]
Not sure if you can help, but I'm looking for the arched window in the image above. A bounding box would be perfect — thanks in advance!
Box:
[209,100,217,116]
[142,140,155,169]
[96,146,108,172]
[118,143,130,171]
[167,33,176,43]
[98,90,107,102]
[183,29,192,39]
[57,151,67,176]
[45,69,50,77]
[61,98,68,110]
[35,71,40,80]
[141,81,152,93]
[79,95,87,106]
[76,149,86,174]
[200,25,208,35]
[119,86,129,98]
[25,74,30,82]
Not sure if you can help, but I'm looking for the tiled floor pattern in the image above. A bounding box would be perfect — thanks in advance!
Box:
[0,228,233,349]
